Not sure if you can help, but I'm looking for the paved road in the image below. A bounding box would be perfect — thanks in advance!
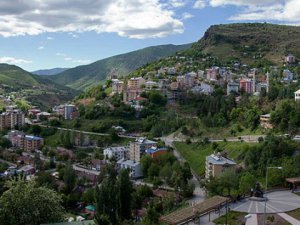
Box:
[161,134,206,204]
[38,124,136,139]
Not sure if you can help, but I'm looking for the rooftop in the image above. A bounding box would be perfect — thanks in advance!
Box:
[25,135,43,141]
[206,153,236,165]
[146,147,167,154]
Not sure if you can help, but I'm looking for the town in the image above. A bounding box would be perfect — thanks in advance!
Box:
[0,5,300,225]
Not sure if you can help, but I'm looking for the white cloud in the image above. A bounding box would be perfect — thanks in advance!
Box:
[47,36,53,40]
[72,59,91,64]
[0,0,184,39]
[206,0,300,24]
[0,56,32,64]
[56,52,66,57]
[38,46,44,50]
[169,0,189,8]
[182,12,194,20]
[193,0,206,9]
[57,52,90,64]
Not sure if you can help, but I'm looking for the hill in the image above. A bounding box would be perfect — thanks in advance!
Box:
[32,68,69,76]
[193,23,300,65]
[0,64,78,108]
[50,44,192,90]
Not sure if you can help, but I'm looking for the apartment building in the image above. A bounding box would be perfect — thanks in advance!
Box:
[129,137,157,162]
[0,110,25,130]
[103,146,129,161]
[240,79,253,94]
[127,77,145,89]
[112,79,124,94]
[8,131,43,151]
[205,152,236,179]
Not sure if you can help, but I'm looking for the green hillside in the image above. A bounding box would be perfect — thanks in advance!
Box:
[193,23,300,65]
[0,63,39,87]
[50,44,192,90]
[0,64,78,108]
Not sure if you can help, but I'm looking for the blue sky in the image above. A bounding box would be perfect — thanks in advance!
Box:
[0,0,298,71]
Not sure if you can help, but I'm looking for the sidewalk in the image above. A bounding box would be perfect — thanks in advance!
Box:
[278,213,300,225]
[245,214,257,225]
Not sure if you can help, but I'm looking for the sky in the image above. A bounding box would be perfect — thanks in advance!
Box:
[0,0,299,71]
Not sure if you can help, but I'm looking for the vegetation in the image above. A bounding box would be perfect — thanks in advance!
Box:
[50,44,192,90]
[0,179,65,225]
[213,211,247,225]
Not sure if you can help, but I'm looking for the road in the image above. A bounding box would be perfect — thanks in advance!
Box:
[161,134,206,204]
[38,124,137,139]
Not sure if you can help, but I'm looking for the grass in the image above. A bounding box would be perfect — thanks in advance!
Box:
[288,208,300,220]
[213,211,247,225]
[173,141,257,176]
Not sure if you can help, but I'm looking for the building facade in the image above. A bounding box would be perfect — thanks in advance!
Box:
[129,138,157,162]
[0,110,25,130]
[205,152,236,179]
[104,146,129,161]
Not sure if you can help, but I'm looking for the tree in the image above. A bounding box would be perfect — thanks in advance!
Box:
[63,163,76,193]
[239,172,256,195]
[140,155,153,176]
[117,169,133,220]
[0,180,65,225]
[30,125,42,136]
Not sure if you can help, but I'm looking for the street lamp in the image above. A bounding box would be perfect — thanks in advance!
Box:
[263,166,283,225]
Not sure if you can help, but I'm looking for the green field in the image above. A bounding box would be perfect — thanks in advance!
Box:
[213,211,247,225]
[174,141,257,176]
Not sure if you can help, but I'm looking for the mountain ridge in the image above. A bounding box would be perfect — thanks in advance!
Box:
[32,68,69,76]
[49,43,192,90]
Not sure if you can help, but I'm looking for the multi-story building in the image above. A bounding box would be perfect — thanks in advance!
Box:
[117,160,142,178]
[8,131,43,151]
[64,104,78,120]
[112,79,124,94]
[0,110,25,130]
[104,146,130,161]
[129,137,157,162]
[240,79,253,94]
[227,82,239,95]
[123,88,143,103]
[206,67,219,81]
[127,77,145,89]
[145,147,167,159]
[205,152,236,179]
[53,104,78,120]
[295,89,300,101]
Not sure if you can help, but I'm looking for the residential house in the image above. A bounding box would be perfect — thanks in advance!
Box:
[145,81,158,90]
[123,88,143,103]
[191,82,214,95]
[112,79,124,94]
[104,146,129,161]
[260,114,273,129]
[117,159,142,178]
[285,54,296,64]
[282,69,294,82]
[227,82,239,95]
[205,152,236,179]
[295,89,300,101]
[36,112,51,121]
[206,67,219,81]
